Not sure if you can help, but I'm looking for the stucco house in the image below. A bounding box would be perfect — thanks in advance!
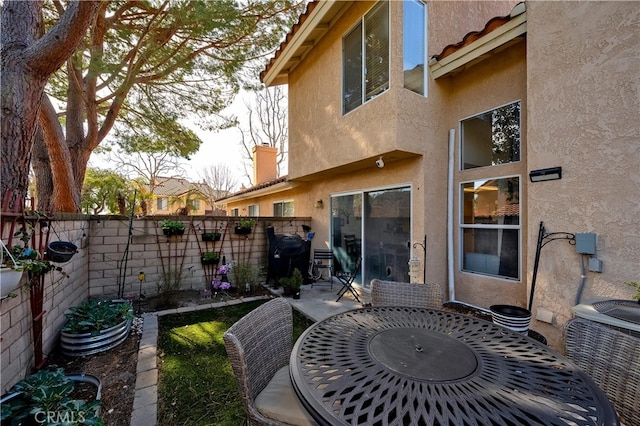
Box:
[149,176,218,215]
[223,0,639,347]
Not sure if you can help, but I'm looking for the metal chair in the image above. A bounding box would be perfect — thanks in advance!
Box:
[335,256,362,303]
[565,318,640,426]
[370,279,444,309]
[309,249,333,289]
[223,298,318,426]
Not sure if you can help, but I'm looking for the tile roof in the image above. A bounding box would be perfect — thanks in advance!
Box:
[152,177,208,197]
[217,175,289,201]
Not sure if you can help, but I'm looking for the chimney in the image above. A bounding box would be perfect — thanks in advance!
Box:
[253,144,278,185]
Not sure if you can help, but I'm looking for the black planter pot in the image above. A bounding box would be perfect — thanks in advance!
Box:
[162,228,173,236]
[234,226,252,235]
[47,241,77,263]
[201,257,220,265]
[202,232,222,242]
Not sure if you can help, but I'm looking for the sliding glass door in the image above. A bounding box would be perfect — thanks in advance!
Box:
[331,186,411,289]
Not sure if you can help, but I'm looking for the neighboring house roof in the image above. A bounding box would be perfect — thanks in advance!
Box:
[218,175,301,204]
[152,177,208,197]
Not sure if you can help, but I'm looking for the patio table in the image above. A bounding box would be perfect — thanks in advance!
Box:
[290,306,619,426]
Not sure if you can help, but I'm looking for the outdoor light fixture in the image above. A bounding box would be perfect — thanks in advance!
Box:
[315,199,324,209]
[529,167,562,182]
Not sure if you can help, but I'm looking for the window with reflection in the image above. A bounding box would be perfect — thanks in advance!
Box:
[403,0,426,95]
[461,102,521,169]
[273,201,294,217]
[461,177,520,279]
[343,1,389,114]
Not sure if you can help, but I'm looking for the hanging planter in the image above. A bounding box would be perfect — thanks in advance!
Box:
[47,241,77,263]
[60,299,133,357]
[201,252,221,265]
[1,239,23,298]
[202,232,222,242]
[234,218,256,234]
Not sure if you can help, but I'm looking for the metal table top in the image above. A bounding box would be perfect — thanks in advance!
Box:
[290,306,619,426]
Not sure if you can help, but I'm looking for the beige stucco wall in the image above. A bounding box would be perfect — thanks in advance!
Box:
[525,1,640,347]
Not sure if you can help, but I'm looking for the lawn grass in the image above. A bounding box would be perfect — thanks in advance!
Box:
[156,299,314,426]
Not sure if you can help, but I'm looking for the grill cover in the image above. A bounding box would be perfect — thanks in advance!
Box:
[266,226,311,284]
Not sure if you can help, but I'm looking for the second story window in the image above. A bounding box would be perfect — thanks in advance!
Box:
[343,1,389,114]
[461,102,521,170]
[403,0,427,95]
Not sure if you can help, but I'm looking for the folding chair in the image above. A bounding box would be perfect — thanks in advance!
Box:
[336,256,362,303]
[309,249,334,289]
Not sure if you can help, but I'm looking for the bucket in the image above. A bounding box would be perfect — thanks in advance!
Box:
[490,305,532,334]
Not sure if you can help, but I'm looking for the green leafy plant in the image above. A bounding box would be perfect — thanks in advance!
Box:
[625,281,640,300]
[238,217,256,229]
[160,220,186,235]
[201,231,221,242]
[0,368,103,425]
[231,261,262,292]
[201,251,221,264]
[62,299,133,335]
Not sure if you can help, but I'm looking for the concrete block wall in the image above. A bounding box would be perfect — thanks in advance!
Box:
[1,215,309,393]
[1,217,90,393]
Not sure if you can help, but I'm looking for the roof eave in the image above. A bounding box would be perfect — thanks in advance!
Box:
[262,1,351,87]
[429,3,527,80]
[220,181,301,204]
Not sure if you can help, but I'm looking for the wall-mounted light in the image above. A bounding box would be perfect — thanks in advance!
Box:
[529,167,562,182]
[315,199,324,209]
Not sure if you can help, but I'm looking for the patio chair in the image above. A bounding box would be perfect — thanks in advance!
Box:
[370,279,444,309]
[565,318,640,426]
[223,298,318,426]
[309,249,333,289]
[335,256,362,303]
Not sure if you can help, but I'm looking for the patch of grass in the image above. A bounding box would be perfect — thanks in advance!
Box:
[157,299,314,425]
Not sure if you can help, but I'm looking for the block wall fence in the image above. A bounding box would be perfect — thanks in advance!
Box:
[1,215,310,393]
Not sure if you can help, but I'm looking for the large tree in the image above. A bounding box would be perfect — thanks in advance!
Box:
[2,0,304,212]
[1,0,100,211]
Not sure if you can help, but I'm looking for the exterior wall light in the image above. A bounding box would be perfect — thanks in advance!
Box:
[315,199,324,209]
[529,167,562,182]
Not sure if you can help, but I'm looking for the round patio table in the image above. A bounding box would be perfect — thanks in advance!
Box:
[290,306,619,426]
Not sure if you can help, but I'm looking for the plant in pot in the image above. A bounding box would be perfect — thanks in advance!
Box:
[160,219,186,236]
[201,251,221,265]
[280,268,303,298]
[60,299,133,357]
[234,218,256,235]
[201,231,222,242]
[1,239,23,298]
[0,368,102,425]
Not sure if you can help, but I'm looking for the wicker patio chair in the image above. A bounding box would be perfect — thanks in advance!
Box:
[370,279,444,309]
[223,298,318,426]
[565,318,640,425]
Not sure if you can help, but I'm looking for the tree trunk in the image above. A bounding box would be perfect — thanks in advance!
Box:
[1,0,100,212]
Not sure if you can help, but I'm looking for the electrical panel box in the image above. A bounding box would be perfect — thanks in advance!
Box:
[575,233,597,255]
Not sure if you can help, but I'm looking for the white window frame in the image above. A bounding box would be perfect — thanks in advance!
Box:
[273,200,294,217]
[459,175,521,281]
[156,197,168,211]
[248,204,259,217]
[342,1,390,115]
[403,0,428,97]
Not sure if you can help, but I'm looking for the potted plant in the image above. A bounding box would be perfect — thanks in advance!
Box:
[160,219,186,236]
[201,231,222,242]
[201,251,221,265]
[46,240,78,263]
[0,368,102,424]
[60,299,133,357]
[625,281,640,304]
[280,268,303,298]
[234,218,256,235]
[1,240,23,298]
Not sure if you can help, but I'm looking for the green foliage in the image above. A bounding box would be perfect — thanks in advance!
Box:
[0,368,103,425]
[280,268,304,290]
[201,252,221,263]
[238,217,256,229]
[157,301,314,425]
[62,300,133,335]
[625,281,640,300]
[160,220,186,231]
[81,168,129,215]
[231,261,262,292]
